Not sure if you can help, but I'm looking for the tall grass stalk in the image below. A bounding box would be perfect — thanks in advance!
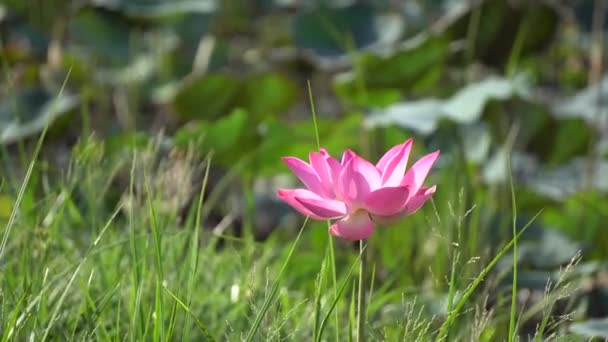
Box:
[128,151,144,340]
[308,79,341,341]
[356,240,367,342]
[508,154,518,341]
[143,169,164,342]
[182,155,212,341]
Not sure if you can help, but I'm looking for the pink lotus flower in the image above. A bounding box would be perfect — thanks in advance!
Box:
[277,139,439,240]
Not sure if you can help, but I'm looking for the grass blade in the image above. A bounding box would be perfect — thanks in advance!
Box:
[508,155,518,341]
[307,80,340,342]
[128,151,144,340]
[183,155,212,341]
[316,244,367,342]
[0,68,71,262]
[356,240,367,342]
[144,169,164,342]
[163,285,215,341]
[312,246,329,339]
[328,237,340,341]
[114,296,121,342]
[245,218,308,342]
[40,204,121,341]
[436,209,543,341]
[1,291,27,342]
[164,299,179,342]
[307,80,321,149]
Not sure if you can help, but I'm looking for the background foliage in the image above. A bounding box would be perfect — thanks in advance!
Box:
[1,0,608,340]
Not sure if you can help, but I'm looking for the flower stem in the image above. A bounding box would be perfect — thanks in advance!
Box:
[356,240,367,342]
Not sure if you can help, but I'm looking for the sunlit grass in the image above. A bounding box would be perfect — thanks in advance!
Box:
[0,91,582,341]
[1,127,589,341]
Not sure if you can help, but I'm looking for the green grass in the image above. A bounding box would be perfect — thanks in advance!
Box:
[3,1,607,340]
[0,95,585,341]
[1,130,578,341]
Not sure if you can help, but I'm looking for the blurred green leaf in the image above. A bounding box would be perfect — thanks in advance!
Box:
[92,0,217,20]
[366,76,528,135]
[334,35,448,107]
[68,9,133,66]
[239,72,298,119]
[204,108,248,151]
[97,54,159,84]
[153,13,215,79]
[366,99,443,135]
[460,122,492,164]
[334,83,401,108]
[321,112,363,154]
[1,19,49,62]
[542,192,608,254]
[524,158,608,201]
[519,229,583,269]
[255,119,297,170]
[447,0,558,67]
[254,113,363,175]
[360,36,448,89]
[443,76,529,121]
[512,102,553,149]
[570,319,608,338]
[552,75,608,124]
[173,74,240,121]
[0,89,79,144]
[293,3,379,58]
[67,8,169,85]
[547,119,591,165]
[174,108,248,156]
